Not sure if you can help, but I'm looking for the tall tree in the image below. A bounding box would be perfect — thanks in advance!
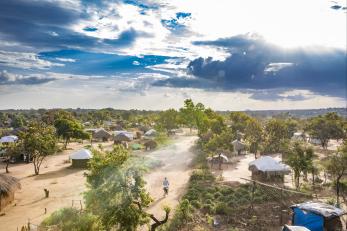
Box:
[244,118,263,156]
[263,118,289,153]
[305,112,346,149]
[19,122,57,175]
[157,109,179,132]
[85,146,170,231]
[54,117,90,149]
[285,142,315,189]
[323,142,347,205]
[229,111,252,134]
[180,99,197,133]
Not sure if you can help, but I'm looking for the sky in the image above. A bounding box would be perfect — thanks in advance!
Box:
[0,0,346,110]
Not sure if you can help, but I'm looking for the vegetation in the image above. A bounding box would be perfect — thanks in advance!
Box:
[285,142,315,189]
[19,121,57,175]
[54,113,90,149]
[323,141,347,205]
[41,208,102,231]
[305,112,346,149]
[0,100,346,230]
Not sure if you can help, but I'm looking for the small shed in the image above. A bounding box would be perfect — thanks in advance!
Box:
[248,156,291,182]
[0,174,20,211]
[232,139,246,155]
[0,135,18,144]
[144,129,157,138]
[113,131,134,143]
[292,132,305,141]
[93,128,112,142]
[69,149,92,168]
[144,140,158,151]
[290,201,346,231]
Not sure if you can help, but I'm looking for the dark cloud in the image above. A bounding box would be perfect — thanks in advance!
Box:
[154,34,347,100]
[0,70,55,85]
[0,0,147,51]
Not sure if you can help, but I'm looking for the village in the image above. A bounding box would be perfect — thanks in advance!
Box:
[0,102,346,231]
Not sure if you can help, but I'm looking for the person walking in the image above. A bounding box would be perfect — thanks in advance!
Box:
[163,177,169,197]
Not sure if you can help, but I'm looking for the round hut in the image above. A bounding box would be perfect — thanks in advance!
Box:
[69,149,92,168]
[231,139,246,155]
[248,156,290,183]
[0,174,20,211]
[144,140,158,151]
[93,128,112,142]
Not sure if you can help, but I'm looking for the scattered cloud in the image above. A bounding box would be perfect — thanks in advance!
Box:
[0,50,64,69]
[154,34,346,100]
[0,70,56,85]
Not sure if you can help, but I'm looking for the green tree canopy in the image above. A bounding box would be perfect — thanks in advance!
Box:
[19,121,57,175]
[54,117,90,149]
[305,112,346,148]
[285,142,315,189]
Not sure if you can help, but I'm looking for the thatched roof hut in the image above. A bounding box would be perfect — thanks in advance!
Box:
[144,140,158,151]
[93,128,112,141]
[113,131,134,143]
[231,139,246,155]
[0,174,20,211]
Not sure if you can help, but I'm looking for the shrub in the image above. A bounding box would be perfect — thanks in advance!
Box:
[41,208,102,231]
[215,202,228,215]
[190,200,202,209]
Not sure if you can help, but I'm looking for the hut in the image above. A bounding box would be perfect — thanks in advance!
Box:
[69,149,92,168]
[0,174,20,211]
[93,128,112,142]
[0,135,18,144]
[248,156,290,183]
[144,140,158,151]
[231,139,246,155]
[144,129,157,138]
[290,201,346,231]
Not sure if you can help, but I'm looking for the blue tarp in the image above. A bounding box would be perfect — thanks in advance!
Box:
[293,208,324,231]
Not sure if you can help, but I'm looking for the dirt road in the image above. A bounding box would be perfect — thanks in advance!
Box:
[143,135,198,222]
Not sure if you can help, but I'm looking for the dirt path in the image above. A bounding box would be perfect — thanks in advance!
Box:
[142,135,198,223]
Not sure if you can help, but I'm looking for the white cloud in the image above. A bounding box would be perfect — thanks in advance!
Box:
[56,57,76,62]
[0,71,345,110]
[0,70,57,85]
[0,51,64,69]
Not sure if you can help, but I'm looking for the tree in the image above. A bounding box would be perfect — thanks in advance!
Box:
[157,109,179,132]
[323,142,347,205]
[263,119,289,153]
[305,112,345,149]
[285,142,315,189]
[3,142,22,173]
[54,117,90,149]
[19,122,57,175]
[10,114,25,128]
[85,146,170,230]
[229,112,252,134]
[180,99,197,133]
[244,118,263,157]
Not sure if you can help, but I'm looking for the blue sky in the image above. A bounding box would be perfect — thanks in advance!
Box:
[0,0,346,110]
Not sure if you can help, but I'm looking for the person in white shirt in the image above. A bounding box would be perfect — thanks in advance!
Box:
[163,177,169,196]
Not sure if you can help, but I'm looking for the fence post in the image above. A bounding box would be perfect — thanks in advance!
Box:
[249,181,256,213]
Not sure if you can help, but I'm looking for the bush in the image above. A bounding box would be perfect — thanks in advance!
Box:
[190,200,202,209]
[41,208,102,231]
[202,204,215,214]
[213,191,223,199]
[215,202,228,215]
